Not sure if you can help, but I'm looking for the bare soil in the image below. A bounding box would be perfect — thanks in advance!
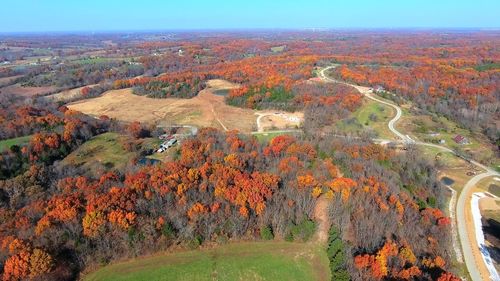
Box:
[312,195,330,245]
[256,111,303,132]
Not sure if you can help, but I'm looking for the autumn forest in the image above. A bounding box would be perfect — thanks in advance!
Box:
[0,30,498,281]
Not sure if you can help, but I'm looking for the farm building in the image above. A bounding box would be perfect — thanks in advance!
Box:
[453,134,470,145]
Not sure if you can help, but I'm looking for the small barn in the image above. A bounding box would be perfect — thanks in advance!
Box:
[453,135,470,145]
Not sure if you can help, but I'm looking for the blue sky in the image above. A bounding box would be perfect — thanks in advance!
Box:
[1,0,499,32]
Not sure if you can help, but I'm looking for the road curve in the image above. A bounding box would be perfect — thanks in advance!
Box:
[318,66,410,142]
[457,171,497,281]
[319,66,499,281]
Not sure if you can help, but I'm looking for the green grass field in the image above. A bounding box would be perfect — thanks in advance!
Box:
[83,241,330,281]
[62,132,161,173]
[62,132,134,171]
[0,135,32,152]
[61,132,163,173]
[336,99,395,139]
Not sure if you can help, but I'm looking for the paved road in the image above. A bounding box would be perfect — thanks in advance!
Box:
[319,66,500,281]
[318,66,411,143]
[457,171,498,281]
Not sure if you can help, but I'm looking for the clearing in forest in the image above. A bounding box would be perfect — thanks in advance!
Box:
[0,83,58,97]
[67,80,255,132]
[0,135,32,152]
[67,79,303,133]
[60,132,159,174]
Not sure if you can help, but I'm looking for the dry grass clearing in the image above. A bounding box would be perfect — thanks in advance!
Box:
[60,132,160,175]
[0,75,23,86]
[0,83,58,97]
[68,79,303,133]
[60,132,136,174]
[44,84,97,103]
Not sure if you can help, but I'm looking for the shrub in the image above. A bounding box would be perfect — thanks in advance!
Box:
[260,225,274,240]
[289,219,316,242]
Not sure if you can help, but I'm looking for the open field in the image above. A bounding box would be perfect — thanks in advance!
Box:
[61,133,135,173]
[0,75,23,86]
[83,241,330,281]
[0,135,32,152]
[43,84,98,102]
[60,132,159,174]
[68,80,257,132]
[67,79,302,133]
[270,45,286,52]
[335,98,395,138]
[0,83,58,97]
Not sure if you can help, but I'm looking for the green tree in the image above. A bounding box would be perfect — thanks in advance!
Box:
[327,227,349,281]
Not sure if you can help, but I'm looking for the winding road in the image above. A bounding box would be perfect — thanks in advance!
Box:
[319,66,411,143]
[319,66,500,281]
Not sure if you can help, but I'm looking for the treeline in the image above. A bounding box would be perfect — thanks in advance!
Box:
[18,60,144,89]
[132,78,205,99]
[226,85,296,110]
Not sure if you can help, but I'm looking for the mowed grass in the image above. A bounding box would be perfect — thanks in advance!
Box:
[336,98,395,139]
[83,241,330,281]
[0,135,32,152]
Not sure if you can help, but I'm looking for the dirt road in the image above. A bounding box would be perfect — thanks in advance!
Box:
[312,195,331,245]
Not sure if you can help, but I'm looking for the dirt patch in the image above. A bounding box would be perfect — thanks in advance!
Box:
[479,196,500,212]
[256,111,303,132]
[0,83,58,97]
[312,195,330,245]
[205,79,239,89]
[67,80,258,132]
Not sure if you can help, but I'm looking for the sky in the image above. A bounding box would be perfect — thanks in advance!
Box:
[1,0,499,32]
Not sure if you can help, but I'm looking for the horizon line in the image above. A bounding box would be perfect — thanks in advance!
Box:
[1,27,500,35]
